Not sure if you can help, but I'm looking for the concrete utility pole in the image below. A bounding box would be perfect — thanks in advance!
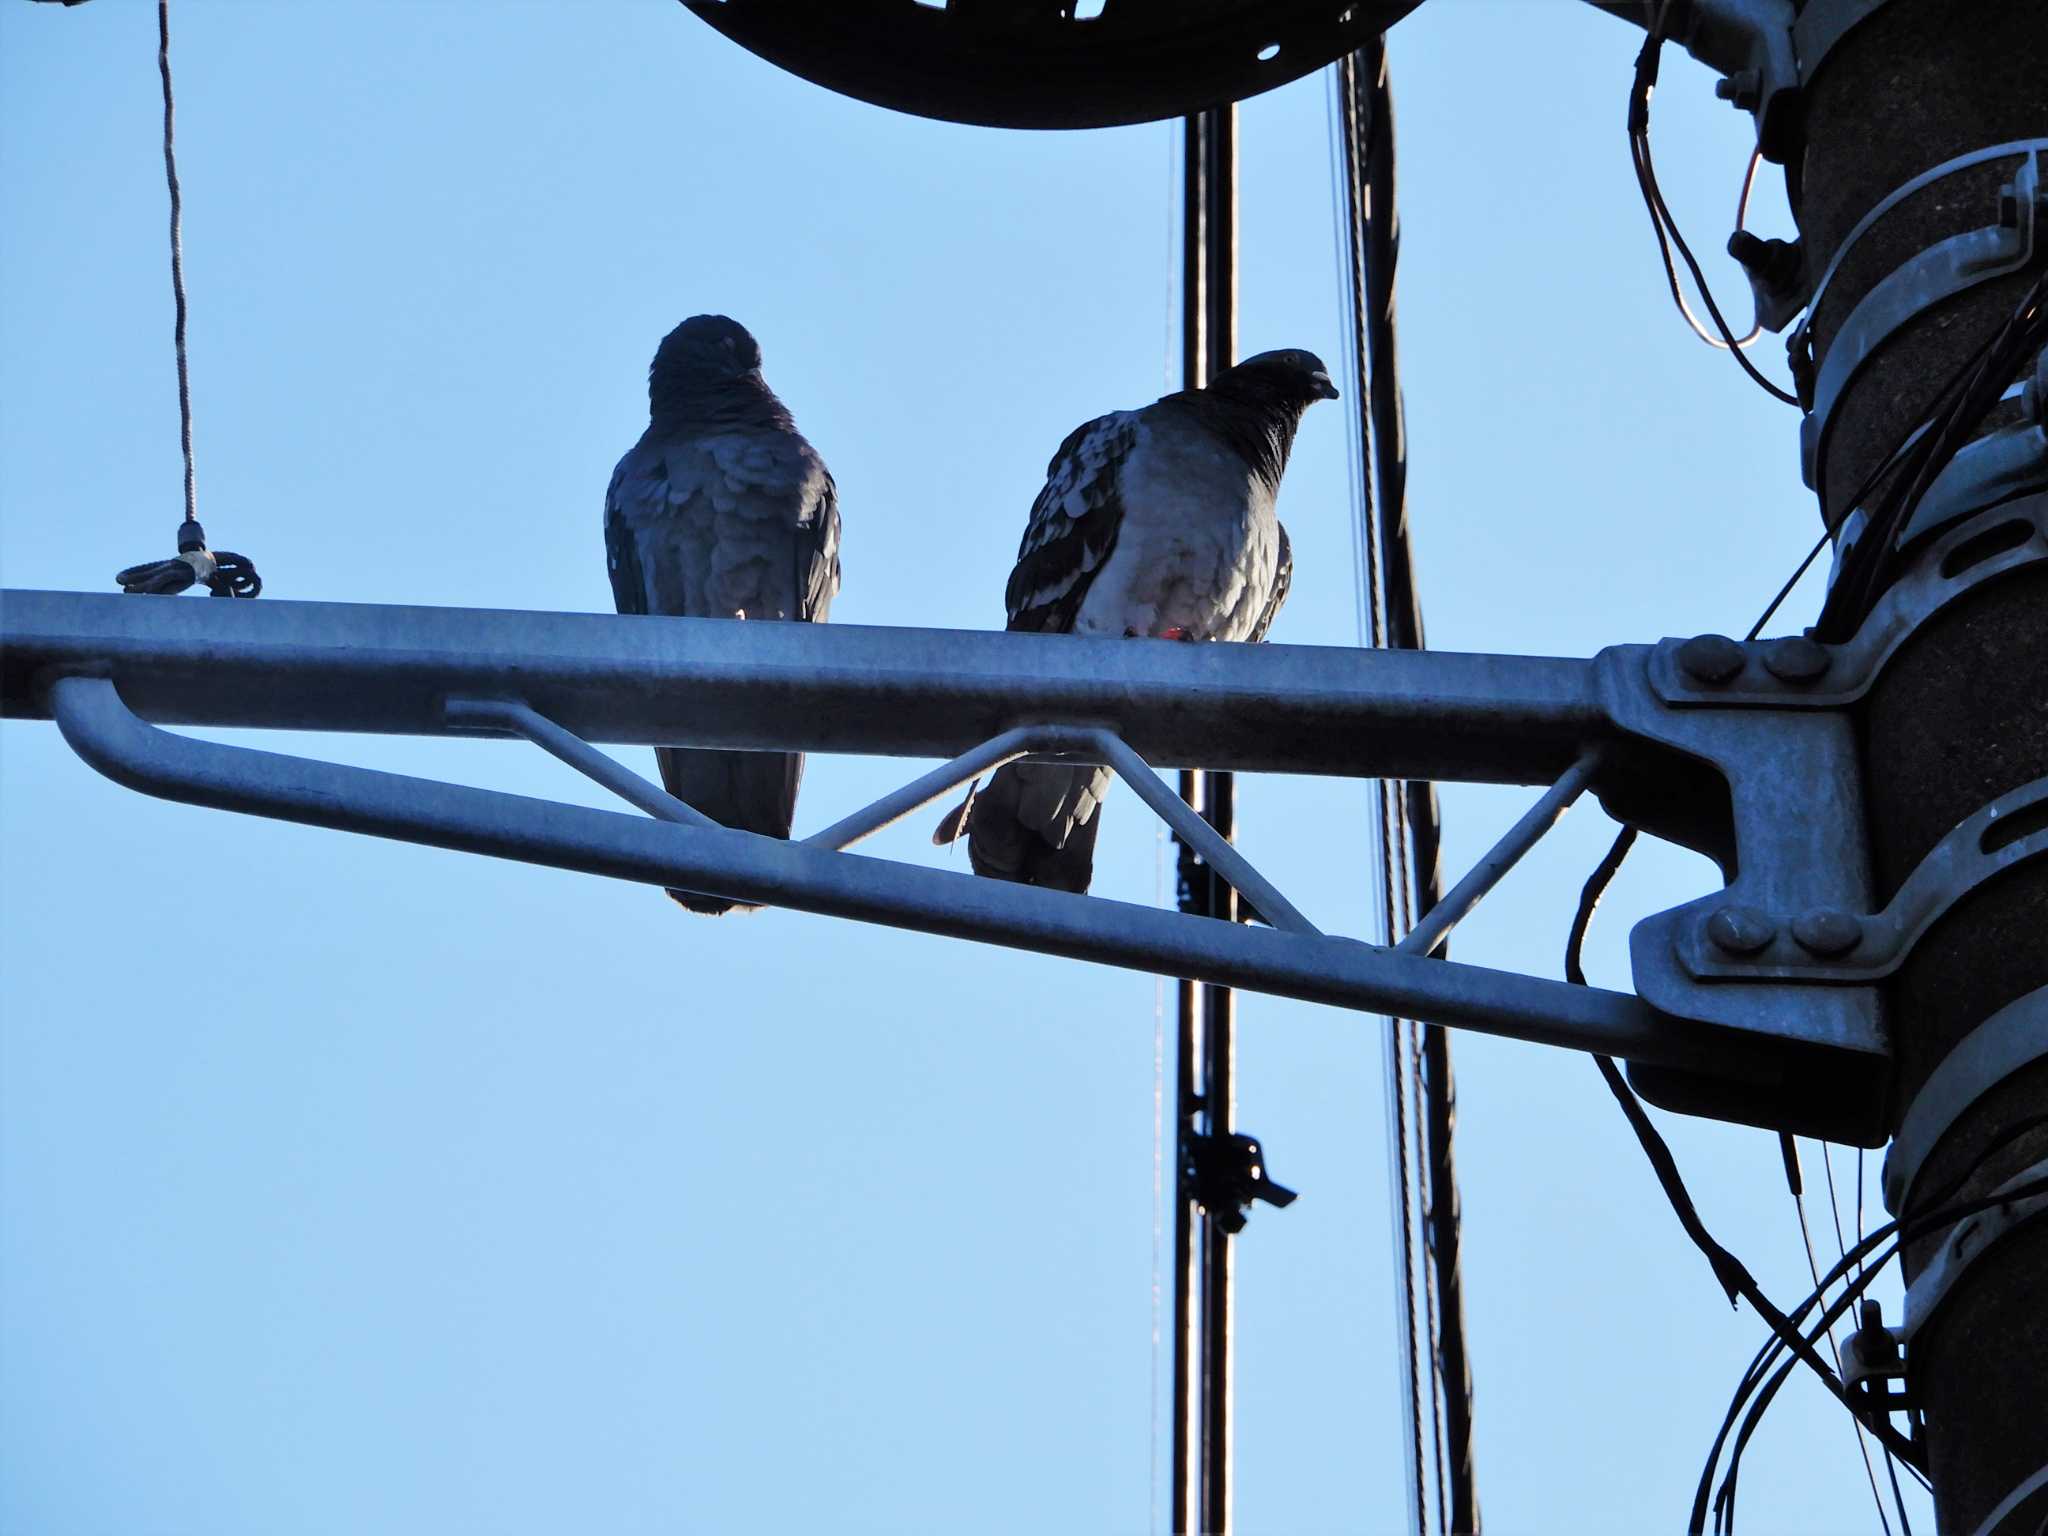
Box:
[1797,4,2047,1531]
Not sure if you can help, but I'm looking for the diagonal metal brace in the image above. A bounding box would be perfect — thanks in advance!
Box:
[47,674,1770,1079]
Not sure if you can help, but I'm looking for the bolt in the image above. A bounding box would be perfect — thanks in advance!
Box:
[1678,633,1747,684]
[1715,68,1761,111]
[1792,908,1863,957]
[1707,905,1776,956]
[1763,636,1831,683]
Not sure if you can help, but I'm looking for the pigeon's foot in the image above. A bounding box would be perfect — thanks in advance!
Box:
[1124,625,1195,641]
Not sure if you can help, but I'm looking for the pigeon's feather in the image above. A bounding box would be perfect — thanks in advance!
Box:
[604,317,840,914]
[937,352,1329,894]
[1004,411,1136,633]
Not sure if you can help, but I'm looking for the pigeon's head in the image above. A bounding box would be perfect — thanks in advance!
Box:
[652,314,764,386]
[1228,349,1341,408]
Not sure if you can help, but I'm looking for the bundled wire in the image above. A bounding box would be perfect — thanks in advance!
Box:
[1334,47,1434,1534]
[1698,1136,2048,1534]
[1333,40,1480,1534]
[1813,261,2048,640]
[1564,829,1927,1535]
[1627,0,1799,406]
[1748,261,2048,640]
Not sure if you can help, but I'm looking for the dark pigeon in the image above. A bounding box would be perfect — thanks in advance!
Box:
[605,314,841,914]
[934,348,1334,894]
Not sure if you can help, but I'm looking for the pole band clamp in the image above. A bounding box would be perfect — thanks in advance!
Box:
[1964,1459,2048,1536]
[1900,1154,2048,1347]
[1884,986,2048,1215]
[1800,149,2046,502]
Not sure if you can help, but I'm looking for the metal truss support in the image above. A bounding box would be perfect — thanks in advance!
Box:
[2,584,1903,1142]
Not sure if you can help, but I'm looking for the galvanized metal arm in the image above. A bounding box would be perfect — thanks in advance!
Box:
[3,588,1909,1139]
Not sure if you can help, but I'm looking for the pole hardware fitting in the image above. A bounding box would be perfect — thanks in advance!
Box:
[1727,231,1809,335]
[1831,370,2048,566]
[1639,0,1802,161]
[1841,1299,1916,1417]
[1883,986,2048,1215]
[1184,1131,1297,1235]
[1674,768,2048,984]
[1798,147,2047,502]
[1649,495,2048,712]
[1900,1154,2048,1351]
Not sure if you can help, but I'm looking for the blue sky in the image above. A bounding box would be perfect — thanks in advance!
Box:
[2,2,1920,1532]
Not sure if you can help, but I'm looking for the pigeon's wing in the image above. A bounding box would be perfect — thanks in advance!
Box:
[1004,411,1139,635]
[1247,521,1293,644]
[604,441,683,618]
[603,431,830,906]
[795,454,842,627]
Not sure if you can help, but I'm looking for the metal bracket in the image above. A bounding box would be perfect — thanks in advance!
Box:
[1884,986,2048,1215]
[1673,769,2048,983]
[1648,494,2048,711]
[1185,1132,1297,1235]
[1800,149,2046,499]
[2,587,1917,1139]
[1901,1154,2048,1344]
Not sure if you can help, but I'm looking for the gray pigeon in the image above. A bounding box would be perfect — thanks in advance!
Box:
[605,314,842,914]
[934,348,1336,894]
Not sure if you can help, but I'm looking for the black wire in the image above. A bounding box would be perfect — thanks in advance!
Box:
[159,0,197,530]
[1563,826,1925,1534]
[1697,1140,2048,1531]
[1745,283,2039,640]
[1816,262,2048,639]
[117,1,262,600]
[1626,17,1801,407]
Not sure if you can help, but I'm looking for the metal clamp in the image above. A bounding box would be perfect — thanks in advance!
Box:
[1792,138,2048,391]
[1901,1154,2048,1343]
[1830,370,2047,564]
[1884,986,2048,1215]
[1801,150,2046,498]
[1185,1132,1297,1235]
[1675,769,2048,982]
[1650,495,2048,711]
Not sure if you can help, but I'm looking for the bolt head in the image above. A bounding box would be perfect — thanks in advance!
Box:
[1678,633,1747,684]
[1762,636,1831,683]
[1792,908,1862,957]
[1706,905,1776,956]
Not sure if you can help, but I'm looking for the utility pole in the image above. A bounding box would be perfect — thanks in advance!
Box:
[1794,4,2048,1531]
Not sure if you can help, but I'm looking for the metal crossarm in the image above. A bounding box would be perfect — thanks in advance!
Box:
[2,588,1900,1139]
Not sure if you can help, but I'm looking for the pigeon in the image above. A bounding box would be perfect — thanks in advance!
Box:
[605,314,842,914]
[933,348,1336,894]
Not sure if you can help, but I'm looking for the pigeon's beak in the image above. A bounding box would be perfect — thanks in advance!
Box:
[1310,371,1339,401]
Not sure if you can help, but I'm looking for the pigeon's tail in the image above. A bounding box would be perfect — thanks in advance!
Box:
[654,745,803,915]
[933,759,1112,895]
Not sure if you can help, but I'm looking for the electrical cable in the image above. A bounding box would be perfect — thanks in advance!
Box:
[115,0,261,600]
[1705,1165,2048,1533]
[1564,827,1925,1533]
[1336,48,1433,1536]
[1784,1138,1897,1536]
[1626,4,1800,406]
[1696,1126,2048,1533]
[1744,275,2044,640]
[1815,262,2048,640]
